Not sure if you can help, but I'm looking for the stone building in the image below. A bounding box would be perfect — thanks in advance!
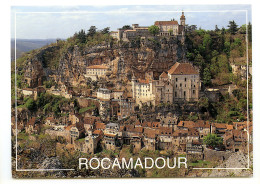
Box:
[110,24,150,41]
[85,65,109,81]
[131,62,201,106]
[84,129,103,154]
[25,117,41,134]
[67,123,85,144]
[223,129,248,153]
[97,88,111,100]
[131,75,155,106]
[143,128,159,151]
[158,127,174,150]
[167,62,200,102]
[193,120,211,139]
[154,72,174,104]
[154,12,185,36]
[104,133,118,150]
[186,140,203,160]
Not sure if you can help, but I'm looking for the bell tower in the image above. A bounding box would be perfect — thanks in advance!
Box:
[180,11,186,26]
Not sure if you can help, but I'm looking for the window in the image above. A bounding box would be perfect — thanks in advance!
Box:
[184,91,186,97]
[176,78,178,82]
[175,92,177,97]
[180,83,182,87]
[193,90,195,94]
[185,78,187,82]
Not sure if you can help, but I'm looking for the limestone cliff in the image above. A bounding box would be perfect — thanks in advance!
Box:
[21,36,186,88]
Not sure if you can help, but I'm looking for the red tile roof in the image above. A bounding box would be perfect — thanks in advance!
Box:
[28,117,37,126]
[138,79,150,84]
[144,128,158,139]
[86,65,109,69]
[173,129,188,137]
[159,72,168,79]
[214,123,227,129]
[93,130,103,135]
[168,62,199,75]
[95,122,106,130]
[178,121,195,128]
[194,120,210,128]
[159,127,173,136]
[104,133,117,137]
[155,21,178,26]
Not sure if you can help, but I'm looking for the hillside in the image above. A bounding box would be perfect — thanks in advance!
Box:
[11,39,58,61]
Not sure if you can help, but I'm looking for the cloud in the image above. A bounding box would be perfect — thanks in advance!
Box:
[11,5,252,39]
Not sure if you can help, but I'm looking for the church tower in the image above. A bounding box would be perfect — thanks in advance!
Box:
[180,11,186,26]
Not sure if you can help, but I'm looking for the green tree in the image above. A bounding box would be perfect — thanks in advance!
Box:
[239,24,247,34]
[87,26,97,37]
[169,29,173,35]
[215,25,220,32]
[228,20,239,35]
[203,67,212,86]
[121,25,132,30]
[75,29,86,43]
[24,98,36,111]
[203,134,223,148]
[148,25,160,36]
[101,27,110,34]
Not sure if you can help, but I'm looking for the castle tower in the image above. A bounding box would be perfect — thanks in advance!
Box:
[180,11,186,26]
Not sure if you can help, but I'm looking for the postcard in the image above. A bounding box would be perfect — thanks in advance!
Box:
[11,5,252,178]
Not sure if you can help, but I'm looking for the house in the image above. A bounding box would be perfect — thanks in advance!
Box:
[67,122,85,144]
[131,75,155,106]
[85,65,109,81]
[45,117,56,127]
[98,98,111,120]
[186,140,203,160]
[25,117,40,134]
[119,125,144,145]
[22,88,34,96]
[193,120,211,138]
[110,24,150,41]
[223,129,248,153]
[95,122,106,131]
[83,129,103,154]
[172,129,188,153]
[177,121,195,130]
[83,116,101,132]
[104,133,118,150]
[211,123,227,136]
[130,136,142,153]
[187,128,200,142]
[68,113,82,124]
[143,128,159,151]
[104,122,119,135]
[157,112,178,129]
[97,88,111,100]
[116,93,135,120]
[158,127,173,150]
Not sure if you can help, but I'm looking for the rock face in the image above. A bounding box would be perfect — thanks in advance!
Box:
[22,36,186,88]
[39,157,62,170]
[201,152,253,177]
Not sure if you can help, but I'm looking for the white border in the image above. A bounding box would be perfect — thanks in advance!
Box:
[14,9,250,172]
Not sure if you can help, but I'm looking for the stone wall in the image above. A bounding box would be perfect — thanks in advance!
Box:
[203,147,232,162]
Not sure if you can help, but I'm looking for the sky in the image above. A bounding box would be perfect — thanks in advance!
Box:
[11,5,252,40]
